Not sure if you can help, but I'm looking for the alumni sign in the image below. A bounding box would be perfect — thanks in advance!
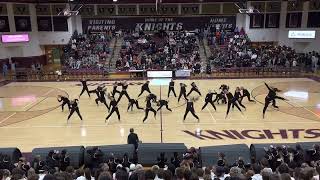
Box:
[82,16,236,33]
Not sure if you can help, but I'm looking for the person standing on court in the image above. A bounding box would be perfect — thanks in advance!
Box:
[79,78,91,98]
[96,86,109,109]
[138,81,151,97]
[127,128,139,150]
[2,63,8,78]
[187,82,202,97]
[117,81,131,103]
[106,94,121,122]
[224,89,243,119]
[156,99,172,112]
[232,87,246,110]
[178,83,188,102]
[112,81,121,97]
[67,99,83,123]
[201,90,217,111]
[57,95,71,112]
[183,97,199,122]
[262,82,287,118]
[143,95,157,123]
[168,79,177,97]
[239,86,255,103]
[127,98,144,111]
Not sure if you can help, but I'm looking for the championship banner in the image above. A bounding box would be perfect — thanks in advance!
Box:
[82,16,236,33]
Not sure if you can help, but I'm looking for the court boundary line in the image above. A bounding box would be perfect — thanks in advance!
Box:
[1,120,319,129]
[26,89,56,111]
[251,81,320,121]
[0,112,17,124]
[285,100,320,119]
[206,107,216,123]
[0,85,69,127]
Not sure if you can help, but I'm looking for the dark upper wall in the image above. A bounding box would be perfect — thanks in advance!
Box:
[0,0,282,4]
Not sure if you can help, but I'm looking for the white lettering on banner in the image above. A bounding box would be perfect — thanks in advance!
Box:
[145,17,174,23]
[89,19,115,25]
[208,23,233,29]
[210,17,227,23]
[87,25,116,31]
[135,22,183,31]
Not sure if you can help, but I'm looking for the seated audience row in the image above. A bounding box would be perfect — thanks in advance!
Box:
[1,143,320,179]
[62,31,113,70]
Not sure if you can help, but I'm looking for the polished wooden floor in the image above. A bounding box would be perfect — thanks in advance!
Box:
[0,78,320,152]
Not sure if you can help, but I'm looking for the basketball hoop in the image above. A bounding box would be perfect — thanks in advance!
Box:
[58,3,82,16]
[238,7,260,14]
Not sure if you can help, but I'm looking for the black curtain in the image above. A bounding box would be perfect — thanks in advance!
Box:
[250,14,265,28]
[286,12,302,28]
[307,12,320,28]
[15,16,31,32]
[265,13,280,28]
[53,16,68,31]
[0,16,10,32]
[37,16,52,31]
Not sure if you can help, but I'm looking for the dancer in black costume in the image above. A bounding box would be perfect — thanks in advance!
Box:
[106,94,120,122]
[183,97,199,122]
[79,78,91,98]
[57,95,71,112]
[127,99,144,111]
[224,89,243,119]
[201,90,217,111]
[178,83,188,102]
[187,82,202,96]
[156,100,172,112]
[168,79,177,97]
[214,84,229,104]
[112,81,121,97]
[240,86,255,103]
[95,86,109,109]
[262,82,287,118]
[147,93,157,103]
[232,87,246,110]
[143,96,157,123]
[138,81,151,97]
[117,81,131,103]
[67,99,83,122]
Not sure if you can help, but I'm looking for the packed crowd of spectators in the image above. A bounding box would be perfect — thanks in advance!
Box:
[62,31,113,70]
[60,28,319,73]
[206,26,319,72]
[2,142,320,180]
[115,30,202,73]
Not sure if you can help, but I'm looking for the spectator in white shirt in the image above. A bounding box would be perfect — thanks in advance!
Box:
[212,166,229,180]
[251,164,262,180]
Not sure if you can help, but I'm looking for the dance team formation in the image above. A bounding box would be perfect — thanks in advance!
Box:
[56,79,289,124]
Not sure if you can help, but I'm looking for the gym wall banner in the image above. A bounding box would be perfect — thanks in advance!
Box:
[82,16,236,33]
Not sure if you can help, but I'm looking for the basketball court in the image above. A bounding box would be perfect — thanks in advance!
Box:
[0,78,320,152]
